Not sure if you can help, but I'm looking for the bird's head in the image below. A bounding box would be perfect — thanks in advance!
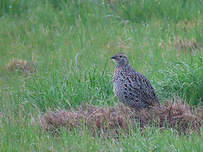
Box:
[111,54,129,67]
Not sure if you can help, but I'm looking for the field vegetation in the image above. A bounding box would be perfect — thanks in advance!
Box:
[0,0,203,151]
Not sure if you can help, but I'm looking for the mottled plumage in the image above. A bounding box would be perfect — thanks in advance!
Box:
[111,54,159,108]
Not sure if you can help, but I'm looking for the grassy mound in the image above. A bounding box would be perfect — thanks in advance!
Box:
[39,99,202,136]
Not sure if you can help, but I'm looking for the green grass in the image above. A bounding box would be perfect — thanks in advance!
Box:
[0,0,203,151]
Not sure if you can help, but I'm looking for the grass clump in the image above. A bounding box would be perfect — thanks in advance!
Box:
[156,59,203,106]
[23,66,113,111]
[173,36,199,53]
[6,58,35,74]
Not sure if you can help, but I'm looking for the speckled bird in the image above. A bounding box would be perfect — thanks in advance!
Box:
[111,53,159,108]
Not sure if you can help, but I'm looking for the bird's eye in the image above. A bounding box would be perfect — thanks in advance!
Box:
[120,56,122,58]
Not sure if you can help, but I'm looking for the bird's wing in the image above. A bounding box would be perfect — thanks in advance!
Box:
[127,69,158,106]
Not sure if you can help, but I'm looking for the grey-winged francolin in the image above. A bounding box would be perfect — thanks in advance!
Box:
[111,54,159,108]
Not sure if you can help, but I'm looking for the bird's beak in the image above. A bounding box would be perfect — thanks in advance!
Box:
[111,56,116,60]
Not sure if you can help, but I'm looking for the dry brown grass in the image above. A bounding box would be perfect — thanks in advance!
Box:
[176,20,201,30]
[158,36,202,55]
[172,36,199,53]
[6,58,35,74]
[39,99,202,136]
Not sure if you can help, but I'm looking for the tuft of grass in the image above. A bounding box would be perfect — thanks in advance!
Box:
[173,36,199,53]
[22,66,113,111]
[156,59,203,106]
[6,58,35,74]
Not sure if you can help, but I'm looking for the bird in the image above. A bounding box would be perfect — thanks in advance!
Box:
[111,53,159,108]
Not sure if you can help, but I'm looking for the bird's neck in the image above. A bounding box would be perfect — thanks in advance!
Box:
[116,64,130,70]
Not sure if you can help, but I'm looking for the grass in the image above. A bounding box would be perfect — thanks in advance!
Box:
[0,0,203,151]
